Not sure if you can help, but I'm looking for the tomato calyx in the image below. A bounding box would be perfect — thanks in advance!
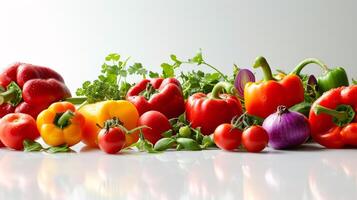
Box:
[231,112,264,131]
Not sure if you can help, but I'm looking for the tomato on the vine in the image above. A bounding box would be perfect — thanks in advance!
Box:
[242,125,268,152]
[213,123,242,151]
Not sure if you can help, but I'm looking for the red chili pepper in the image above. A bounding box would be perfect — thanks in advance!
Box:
[126,78,185,119]
[186,82,243,135]
[0,63,71,118]
[309,86,357,148]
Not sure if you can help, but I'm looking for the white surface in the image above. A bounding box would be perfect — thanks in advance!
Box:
[0,1,357,200]
[0,144,356,200]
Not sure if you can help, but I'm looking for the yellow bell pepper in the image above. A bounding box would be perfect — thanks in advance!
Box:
[37,102,85,147]
[78,100,139,147]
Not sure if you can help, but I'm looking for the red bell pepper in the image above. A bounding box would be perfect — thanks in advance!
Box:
[126,78,185,119]
[309,86,357,148]
[0,63,71,118]
[244,56,304,118]
[186,82,243,135]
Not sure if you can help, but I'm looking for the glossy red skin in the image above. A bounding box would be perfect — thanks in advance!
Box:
[242,126,269,153]
[0,104,15,118]
[138,111,171,145]
[0,63,71,118]
[0,63,65,88]
[126,78,185,119]
[22,79,71,105]
[213,124,242,151]
[0,113,40,150]
[98,127,126,154]
[309,86,357,148]
[186,93,243,135]
[15,102,50,119]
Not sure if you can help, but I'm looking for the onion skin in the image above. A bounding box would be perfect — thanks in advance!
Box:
[234,69,255,98]
[262,106,310,149]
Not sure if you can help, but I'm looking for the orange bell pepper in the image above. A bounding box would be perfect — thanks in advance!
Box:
[78,100,139,147]
[36,102,85,147]
[244,56,304,118]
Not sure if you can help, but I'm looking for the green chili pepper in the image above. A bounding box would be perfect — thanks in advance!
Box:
[291,58,349,94]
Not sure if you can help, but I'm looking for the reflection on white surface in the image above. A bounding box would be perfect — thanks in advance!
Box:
[0,144,356,200]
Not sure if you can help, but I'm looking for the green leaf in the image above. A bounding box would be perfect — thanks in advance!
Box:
[352,79,356,84]
[23,140,43,152]
[118,69,128,77]
[205,73,221,82]
[46,144,71,153]
[170,54,182,65]
[202,135,214,148]
[161,130,173,138]
[176,138,201,151]
[161,63,175,78]
[149,71,159,78]
[128,63,148,78]
[188,50,204,65]
[154,138,176,151]
[105,53,120,62]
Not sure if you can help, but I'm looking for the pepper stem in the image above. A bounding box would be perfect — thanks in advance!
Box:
[0,82,22,106]
[314,104,355,126]
[210,82,237,99]
[56,110,75,128]
[0,88,17,105]
[291,58,329,76]
[142,83,156,100]
[253,56,276,81]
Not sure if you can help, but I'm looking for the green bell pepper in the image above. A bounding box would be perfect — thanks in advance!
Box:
[291,58,349,94]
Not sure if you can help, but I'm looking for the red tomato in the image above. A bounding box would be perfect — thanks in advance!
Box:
[138,111,171,145]
[0,113,40,150]
[242,125,269,152]
[213,123,242,151]
[98,127,126,154]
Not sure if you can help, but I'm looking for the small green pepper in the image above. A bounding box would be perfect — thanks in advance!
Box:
[291,58,349,94]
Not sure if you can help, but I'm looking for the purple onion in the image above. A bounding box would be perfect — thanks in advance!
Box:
[262,106,310,149]
[234,69,255,98]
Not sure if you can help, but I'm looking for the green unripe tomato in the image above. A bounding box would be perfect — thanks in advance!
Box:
[179,126,191,138]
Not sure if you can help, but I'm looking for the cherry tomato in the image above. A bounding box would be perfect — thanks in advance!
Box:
[213,123,242,151]
[138,111,171,145]
[0,113,40,150]
[242,125,269,152]
[98,127,126,154]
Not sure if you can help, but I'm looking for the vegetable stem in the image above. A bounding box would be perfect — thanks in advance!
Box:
[314,105,347,119]
[314,104,355,127]
[253,56,276,81]
[202,62,229,82]
[291,58,329,76]
[56,110,75,128]
[0,87,17,105]
[210,82,237,99]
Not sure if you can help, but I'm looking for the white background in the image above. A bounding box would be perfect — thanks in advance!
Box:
[0,0,356,93]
